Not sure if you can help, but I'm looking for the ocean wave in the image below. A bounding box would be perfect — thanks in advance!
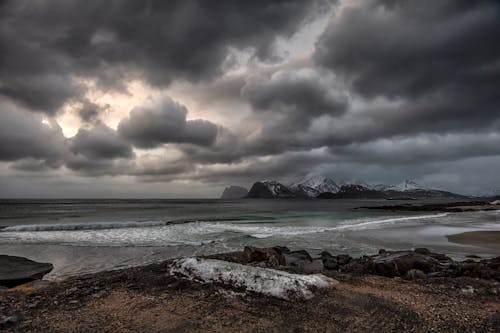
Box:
[201,213,450,238]
[334,213,449,231]
[0,220,172,232]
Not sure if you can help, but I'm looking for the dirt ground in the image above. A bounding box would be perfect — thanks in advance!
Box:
[1,258,500,333]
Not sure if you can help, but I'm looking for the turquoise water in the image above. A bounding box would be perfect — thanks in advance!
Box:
[1,199,498,278]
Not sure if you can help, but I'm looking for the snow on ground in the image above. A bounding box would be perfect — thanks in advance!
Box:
[170,257,338,300]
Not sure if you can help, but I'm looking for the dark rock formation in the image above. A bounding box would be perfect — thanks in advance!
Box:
[0,255,53,288]
[246,181,295,198]
[317,185,385,199]
[220,185,248,199]
[321,248,500,281]
[243,246,288,266]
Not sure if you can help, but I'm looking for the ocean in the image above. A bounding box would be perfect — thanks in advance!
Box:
[1,198,500,279]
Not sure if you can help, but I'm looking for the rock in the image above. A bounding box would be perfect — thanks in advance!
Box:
[0,315,19,328]
[371,251,440,277]
[461,286,475,294]
[335,254,352,266]
[0,255,53,288]
[283,250,314,270]
[378,249,387,255]
[322,257,339,270]
[300,259,325,273]
[243,246,287,266]
[414,248,431,255]
[405,269,427,280]
[286,250,313,262]
[320,251,333,259]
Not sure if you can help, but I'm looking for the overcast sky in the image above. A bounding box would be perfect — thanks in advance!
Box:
[1,0,500,198]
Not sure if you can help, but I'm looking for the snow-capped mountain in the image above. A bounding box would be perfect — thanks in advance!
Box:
[338,179,371,189]
[246,180,294,198]
[386,180,426,192]
[289,176,339,197]
[245,177,465,199]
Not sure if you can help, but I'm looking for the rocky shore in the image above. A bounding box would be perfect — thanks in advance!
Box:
[1,247,500,332]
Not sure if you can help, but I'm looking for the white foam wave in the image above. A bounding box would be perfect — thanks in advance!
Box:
[1,220,170,232]
[201,213,450,238]
[0,213,449,246]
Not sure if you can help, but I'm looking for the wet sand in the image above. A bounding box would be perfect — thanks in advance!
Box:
[447,231,500,251]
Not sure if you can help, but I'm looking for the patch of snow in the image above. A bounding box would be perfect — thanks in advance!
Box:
[170,257,338,300]
[289,175,339,196]
[387,179,425,192]
[260,180,290,196]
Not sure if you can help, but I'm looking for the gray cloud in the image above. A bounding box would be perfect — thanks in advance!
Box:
[2,0,500,197]
[316,0,500,97]
[242,69,348,127]
[70,123,133,160]
[0,103,67,167]
[78,101,109,124]
[118,97,218,149]
[0,0,330,114]
[314,0,500,131]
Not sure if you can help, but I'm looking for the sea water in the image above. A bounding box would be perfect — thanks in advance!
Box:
[1,199,499,279]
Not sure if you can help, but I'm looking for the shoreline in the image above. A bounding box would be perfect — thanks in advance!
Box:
[1,247,500,332]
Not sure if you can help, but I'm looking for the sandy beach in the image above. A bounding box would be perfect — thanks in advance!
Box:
[447,231,500,251]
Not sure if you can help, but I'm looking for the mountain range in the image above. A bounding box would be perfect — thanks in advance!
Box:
[221,176,469,199]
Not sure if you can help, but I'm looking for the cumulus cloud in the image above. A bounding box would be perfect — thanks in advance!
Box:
[118,97,218,148]
[0,102,67,167]
[70,123,133,160]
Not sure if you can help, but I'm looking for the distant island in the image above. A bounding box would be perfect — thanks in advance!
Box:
[220,186,248,199]
[221,176,472,200]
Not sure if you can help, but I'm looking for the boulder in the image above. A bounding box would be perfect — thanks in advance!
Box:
[371,251,440,277]
[243,246,287,266]
[405,269,427,280]
[335,254,352,266]
[414,248,431,255]
[0,255,53,288]
[283,250,315,270]
[322,257,339,270]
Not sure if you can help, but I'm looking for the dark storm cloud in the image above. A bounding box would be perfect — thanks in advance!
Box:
[314,0,500,132]
[329,132,500,165]
[316,0,500,97]
[0,0,330,114]
[65,156,133,177]
[78,101,109,124]
[0,103,67,167]
[118,97,218,149]
[70,123,133,160]
[241,69,348,127]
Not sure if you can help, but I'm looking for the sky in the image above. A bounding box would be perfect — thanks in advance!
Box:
[1,0,500,198]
